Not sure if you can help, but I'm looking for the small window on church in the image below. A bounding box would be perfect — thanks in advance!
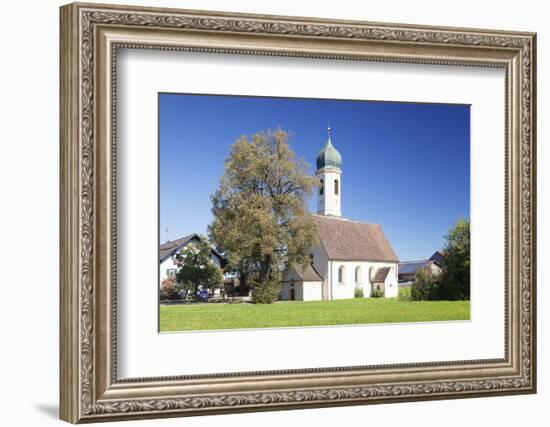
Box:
[319,179,324,195]
[338,266,344,284]
[355,266,361,284]
[334,179,339,195]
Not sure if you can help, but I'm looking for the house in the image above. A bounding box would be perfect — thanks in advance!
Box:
[280,128,399,301]
[398,251,444,286]
[159,234,225,284]
[429,250,445,267]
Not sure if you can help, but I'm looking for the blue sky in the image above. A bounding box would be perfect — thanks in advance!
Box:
[159,93,470,261]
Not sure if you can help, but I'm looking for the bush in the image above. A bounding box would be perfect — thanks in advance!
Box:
[354,287,364,298]
[398,286,412,301]
[370,288,384,298]
[251,276,282,304]
[160,275,178,300]
[411,268,440,301]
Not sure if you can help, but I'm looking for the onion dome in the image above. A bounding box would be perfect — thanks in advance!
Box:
[315,127,342,171]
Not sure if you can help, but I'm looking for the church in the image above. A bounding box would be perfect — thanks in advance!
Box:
[280,128,400,301]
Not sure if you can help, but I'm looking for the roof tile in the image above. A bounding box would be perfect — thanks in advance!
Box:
[312,215,399,262]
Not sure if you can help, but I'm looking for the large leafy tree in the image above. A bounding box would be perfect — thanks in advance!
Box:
[209,129,318,303]
[439,218,470,300]
[175,238,223,296]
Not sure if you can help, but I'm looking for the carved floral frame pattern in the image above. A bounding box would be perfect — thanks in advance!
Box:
[60,2,536,423]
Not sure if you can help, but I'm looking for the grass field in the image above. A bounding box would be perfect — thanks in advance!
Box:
[159,298,470,332]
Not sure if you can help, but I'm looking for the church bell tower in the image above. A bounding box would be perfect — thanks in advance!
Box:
[315,126,342,217]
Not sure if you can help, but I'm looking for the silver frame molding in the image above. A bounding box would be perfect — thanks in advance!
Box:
[60,2,537,423]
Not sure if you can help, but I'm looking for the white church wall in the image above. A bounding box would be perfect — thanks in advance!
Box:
[302,281,323,301]
[309,243,329,299]
[280,282,301,300]
[383,268,399,298]
[280,282,290,300]
[280,281,322,301]
[316,168,342,217]
[330,261,399,299]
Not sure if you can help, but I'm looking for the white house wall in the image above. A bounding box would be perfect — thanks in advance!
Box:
[329,261,399,299]
[159,247,222,286]
[159,256,178,284]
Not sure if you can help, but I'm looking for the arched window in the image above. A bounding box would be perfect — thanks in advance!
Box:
[369,267,374,284]
[338,266,345,284]
[334,179,339,195]
[319,178,324,195]
[355,266,361,284]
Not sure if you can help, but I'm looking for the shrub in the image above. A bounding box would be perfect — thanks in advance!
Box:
[251,275,282,304]
[411,268,440,301]
[398,286,412,301]
[370,288,384,298]
[160,275,178,300]
[354,287,364,298]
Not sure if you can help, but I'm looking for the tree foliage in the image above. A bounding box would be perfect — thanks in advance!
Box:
[410,218,470,301]
[209,129,319,303]
[175,238,223,295]
[160,275,178,300]
[439,217,470,300]
[410,267,440,301]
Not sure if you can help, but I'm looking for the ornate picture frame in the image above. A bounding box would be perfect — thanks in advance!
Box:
[60,2,536,423]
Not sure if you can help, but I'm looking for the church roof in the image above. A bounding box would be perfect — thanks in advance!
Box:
[290,264,323,282]
[312,215,399,262]
[372,267,391,282]
[316,128,342,171]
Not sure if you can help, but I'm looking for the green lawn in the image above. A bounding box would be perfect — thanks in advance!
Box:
[160,298,470,332]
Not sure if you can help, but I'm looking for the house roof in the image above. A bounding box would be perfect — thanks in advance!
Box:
[311,215,399,262]
[159,234,225,265]
[372,266,391,282]
[292,264,323,282]
[398,260,433,275]
[159,234,197,262]
[429,250,445,266]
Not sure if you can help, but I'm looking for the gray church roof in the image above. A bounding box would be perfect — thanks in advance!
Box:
[312,215,399,262]
[315,128,342,171]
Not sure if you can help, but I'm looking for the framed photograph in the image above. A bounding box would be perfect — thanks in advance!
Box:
[60,2,537,423]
